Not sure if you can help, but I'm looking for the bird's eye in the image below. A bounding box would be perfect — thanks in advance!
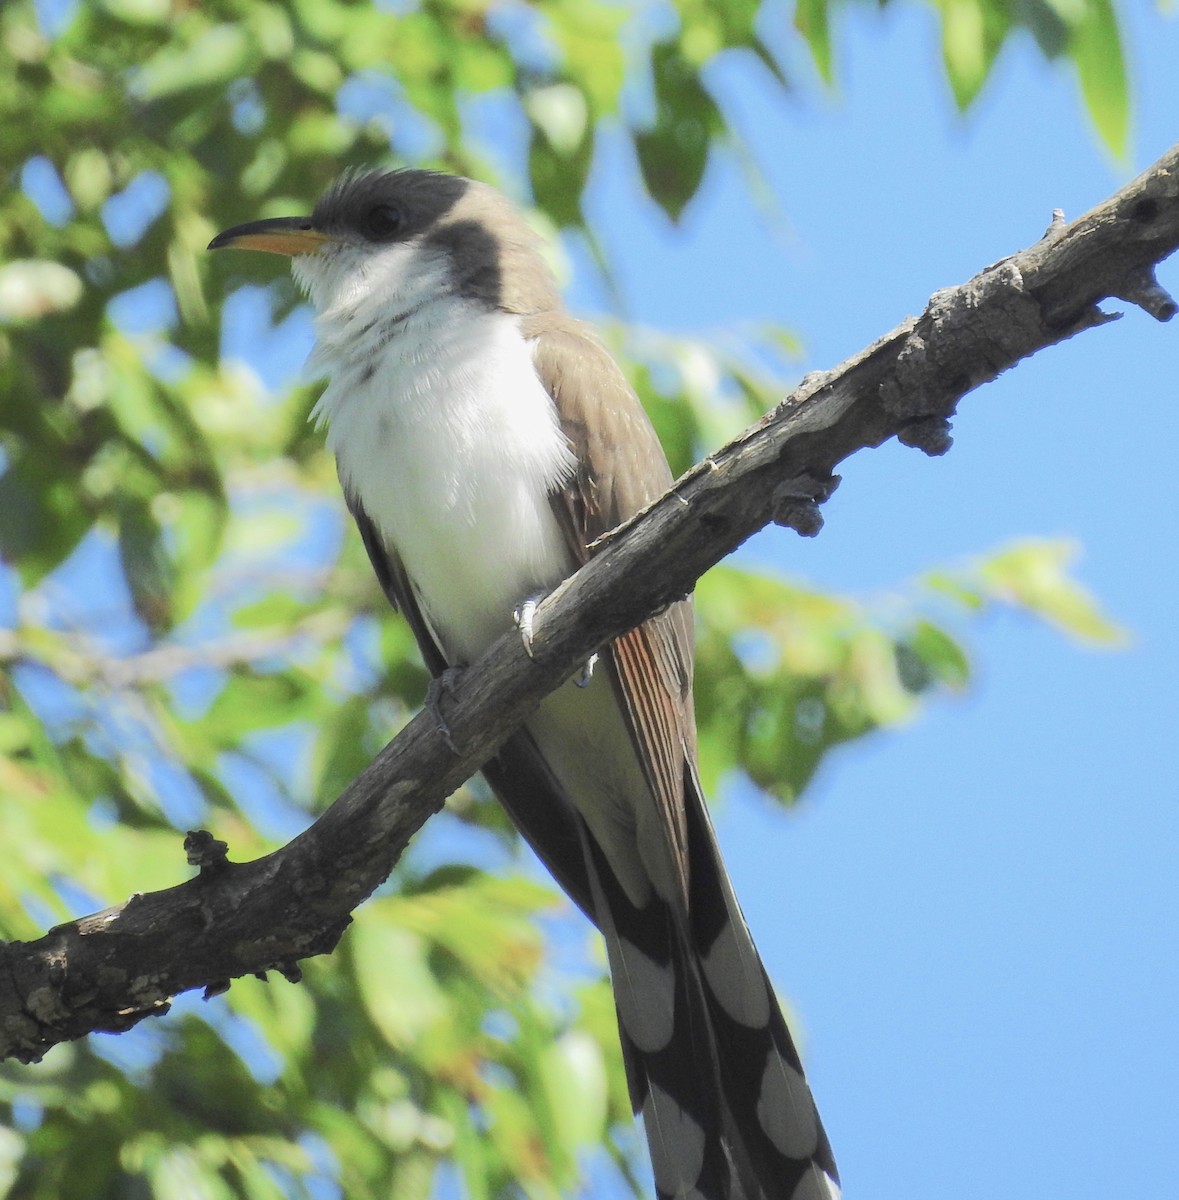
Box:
[366,204,403,239]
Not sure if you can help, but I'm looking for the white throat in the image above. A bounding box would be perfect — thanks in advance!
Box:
[297,241,578,663]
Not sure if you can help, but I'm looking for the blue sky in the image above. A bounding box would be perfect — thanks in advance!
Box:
[575,7,1179,1199]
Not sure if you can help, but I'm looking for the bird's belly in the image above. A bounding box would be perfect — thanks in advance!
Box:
[323,311,577,663]
[388,457,571,662]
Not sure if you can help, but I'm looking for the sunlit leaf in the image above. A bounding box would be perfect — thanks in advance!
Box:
[795,0,835,84]
[350,915,449,1051]
[938,0,1009,109]
[974,539,1128,644]
[634,41,722,221]
[131,24,253,102]
[539,1031,609,1158]
[1069,0,1130,157]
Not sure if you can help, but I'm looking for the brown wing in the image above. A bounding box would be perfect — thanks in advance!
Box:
[528,315,698,899]
[531,326,842,1199]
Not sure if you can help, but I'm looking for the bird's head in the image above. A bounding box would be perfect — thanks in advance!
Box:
[209,169,559,323]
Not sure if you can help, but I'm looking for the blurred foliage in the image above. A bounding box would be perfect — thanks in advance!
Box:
[795,0,1132,155]
[0,0,1134,1197]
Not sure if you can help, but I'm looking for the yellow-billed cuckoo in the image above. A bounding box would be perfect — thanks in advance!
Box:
[210,169,839,1200]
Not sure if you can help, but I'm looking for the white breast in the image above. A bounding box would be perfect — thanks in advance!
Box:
[310,292,578,663]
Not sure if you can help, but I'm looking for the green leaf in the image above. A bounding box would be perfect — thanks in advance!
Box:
[795,0,835,85]
[168,489,228,618]
[539,1029,609,1158]
[148,1144,236,1200]
[634,41,722,221]
[350,916,449,1051]
[1019,0,1071,57]
[101,0,172,27]
[900,619,972,692]
[439,1088,492,1200]
[307,694,385,804]
[232,591,310,630]
[387,873,554,998]
[542,0,627,115]
[118,497,175,633]
[976,539,1129,644]
[527,84,594,228]
[131,23,254,102]
[201,670,321,743]
[0,450,94,583]
[1070,0,1130,157]
[938,0,1009,109]
[227,975,315,1063]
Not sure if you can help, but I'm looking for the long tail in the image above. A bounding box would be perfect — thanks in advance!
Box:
[684,765,840,1200]
[581,776,839,1200]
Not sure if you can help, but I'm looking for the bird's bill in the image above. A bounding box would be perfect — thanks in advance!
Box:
[207,216,332,257]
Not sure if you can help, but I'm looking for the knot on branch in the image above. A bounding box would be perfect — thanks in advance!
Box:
[771,473,840,537]
[897,417,954,457]
[185,830,230,877]
[881,264,1047,423]
[252,961,306,985]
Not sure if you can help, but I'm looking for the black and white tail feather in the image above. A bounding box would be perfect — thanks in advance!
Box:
[584,766,840,1200]
[481,719,839,1200]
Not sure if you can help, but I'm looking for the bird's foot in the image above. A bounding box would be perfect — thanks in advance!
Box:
[575,653,599,688]
[515,593,596,682]
[425,665,464,755]
[513,594,544,659]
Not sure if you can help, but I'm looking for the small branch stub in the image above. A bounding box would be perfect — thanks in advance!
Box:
[771,473,840,537]
[1115,265,1178,321]
[1044,208,1067,239]
[897,416,954,457]
[184,830,230,877]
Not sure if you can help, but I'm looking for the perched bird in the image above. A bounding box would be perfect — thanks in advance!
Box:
[210,169,839,1200]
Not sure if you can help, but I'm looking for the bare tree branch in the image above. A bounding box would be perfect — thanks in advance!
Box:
[0,610,352,688]
[3,142,1176,1064]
